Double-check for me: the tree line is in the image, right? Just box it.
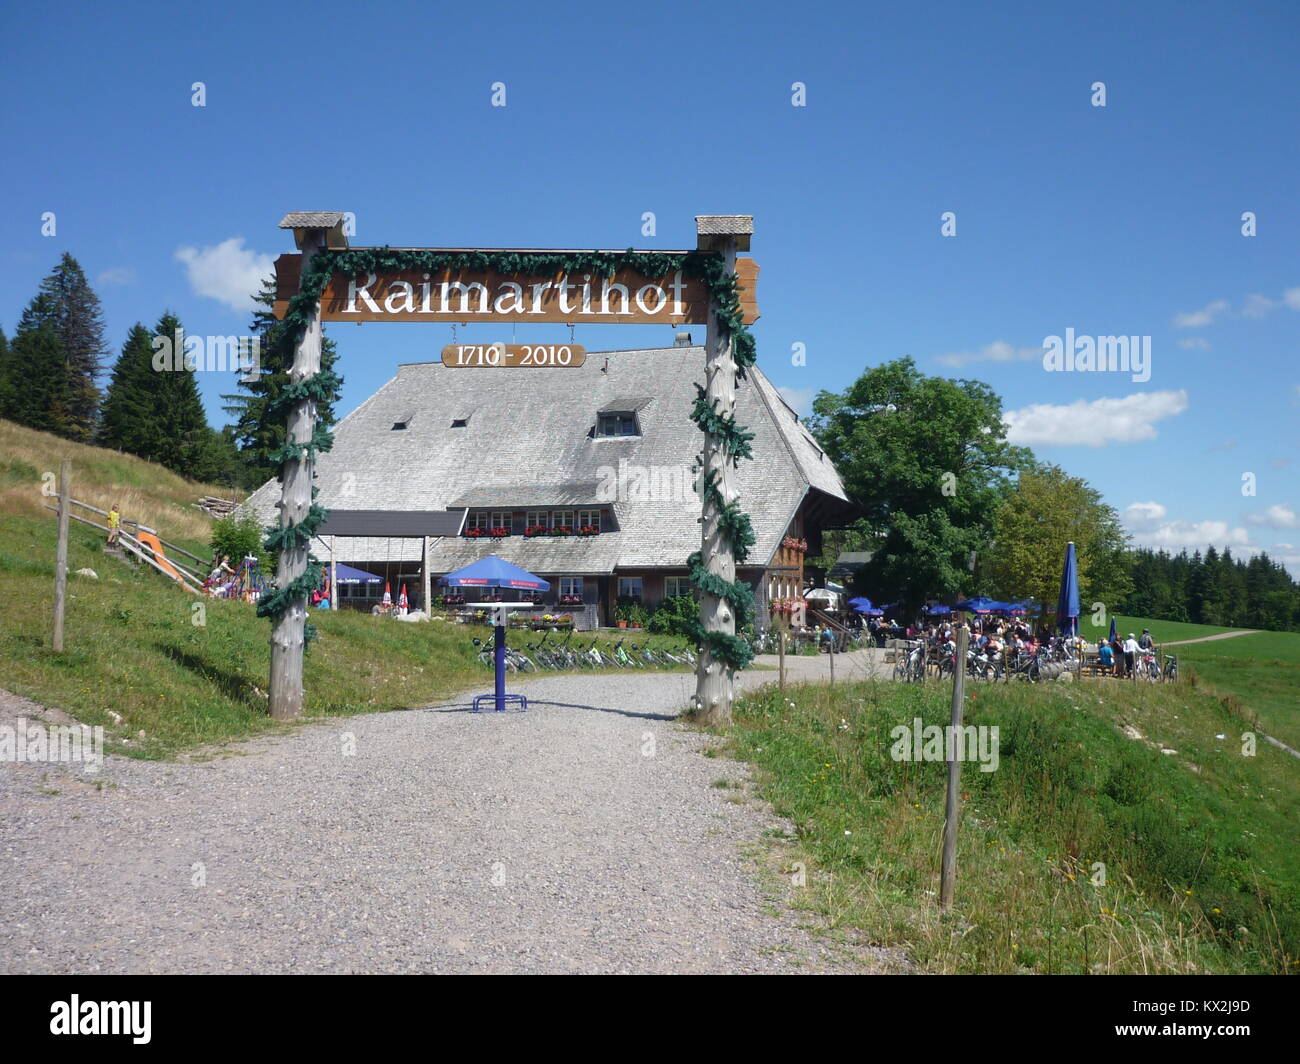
[0,255,339,490]
[809,357,1300,634]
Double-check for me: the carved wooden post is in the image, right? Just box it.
[269,212,345,720]
[693,215,753,726]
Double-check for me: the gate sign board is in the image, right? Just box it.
[273,252,759,325]
[441,343,587,368]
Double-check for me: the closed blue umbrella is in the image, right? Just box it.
[1109,617,1117,643]
[1057,542,1081,636]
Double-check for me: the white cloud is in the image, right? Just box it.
[1242,293,1277,318]
[1123,501,1168,528]
[1003,390,1188,447]
[96,266,136,287]
[1247,504,1300,529]
[1173,299,1228,328]
[935,340,1041,368]
[175,237,274,313]
[1129,520,1252,551]
[776,386,815,417]
[1176,336,1210,350]
[1284,287,1300,311]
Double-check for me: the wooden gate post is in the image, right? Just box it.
[269,215,337,720]
[693,215,753,727]
[52,459,71,652]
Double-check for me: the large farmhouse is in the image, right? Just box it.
[245,343,853,627]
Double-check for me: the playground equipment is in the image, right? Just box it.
[44,497,208,595]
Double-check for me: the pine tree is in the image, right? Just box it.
[27,254,108,440]
[219,276,341,486]
[7,324,72,435]
[0,326,14,419]
[99,323,166,458]
[151,312,217,477]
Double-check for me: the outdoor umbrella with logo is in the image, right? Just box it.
[438,555,550,712]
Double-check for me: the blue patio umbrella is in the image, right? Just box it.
[1057,542,1081,636]
[926,604,952,615]
[847,596,874,613]
[1109,617,1118,644]
[332,562,383,585]
[439,555,551,712]
[954,596,1000,613]
[438,554,550,592]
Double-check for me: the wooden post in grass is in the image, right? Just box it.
[692,215,753,727]
[778,627,786,694]
[940,624,969,910]
[269,213,346,720]
[828,631,835,686]
[52,460,71,652]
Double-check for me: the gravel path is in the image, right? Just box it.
[1160,629,1261,646]
[0,653,904,975]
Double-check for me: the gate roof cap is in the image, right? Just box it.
[695,215,753,251]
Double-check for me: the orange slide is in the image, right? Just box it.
[135,530,188,586]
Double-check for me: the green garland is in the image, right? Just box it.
[260,245,760,671]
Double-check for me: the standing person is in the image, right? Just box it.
[1123,632,1140,680]
[1098,639,1114,675]
[1138,627,1155,651]
[106,502,121,546]
[1110,633,1125,677]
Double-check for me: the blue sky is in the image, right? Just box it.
[2,0,1297,570]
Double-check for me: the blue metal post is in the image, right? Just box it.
[494,623,506,712]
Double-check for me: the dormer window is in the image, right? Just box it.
[451,415,470,428]
[392,411,414,431]
[596,411,639,437]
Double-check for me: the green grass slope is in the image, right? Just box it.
[720,676,1299,974]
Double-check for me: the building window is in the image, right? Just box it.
[466,511,491,531]
[490,511,511,530]
[665,576,692,598]
[392,411,413,430]
[525,510,546,529]
[559,577,583,599]
[577,509,601,531]
[551,510,574,529]
[596,411,639,437]
[618,576,643,601]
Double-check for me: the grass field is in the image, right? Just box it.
[1079,614,1241,644]
[1177,632,1300,752]
[717,675,1300,974]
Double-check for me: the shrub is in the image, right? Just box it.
[648,594,696,637]
[209,510,269,573]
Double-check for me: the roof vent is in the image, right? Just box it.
[674,331,692,346]
[392,411,414,431]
